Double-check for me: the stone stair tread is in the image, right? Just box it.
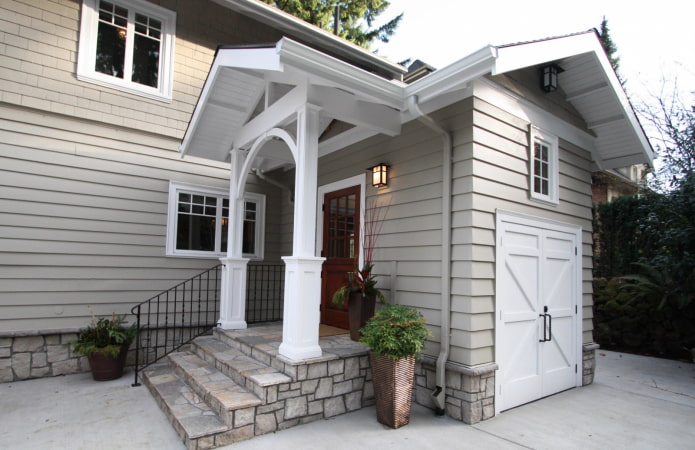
[143,363,228,440]
[194,336,291,385]
[168,352,262,411]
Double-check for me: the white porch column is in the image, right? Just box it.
[279,105,325,361]
[219,148,249,330]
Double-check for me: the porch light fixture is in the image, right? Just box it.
[540,64,564,92]
[367,163,389,188]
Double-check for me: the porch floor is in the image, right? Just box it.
[219,322,365,363]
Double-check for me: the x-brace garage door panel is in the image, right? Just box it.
[496,212,580,413]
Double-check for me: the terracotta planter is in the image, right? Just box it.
[369,351,416,428]
[87,344,129,381]
[348,291,376,341]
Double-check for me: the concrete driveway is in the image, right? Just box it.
[1,350,693,449]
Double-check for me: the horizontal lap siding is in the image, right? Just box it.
[0,106,282,332]
[316,99,475,359]
[452,95,594,366]
[0,0,283,139]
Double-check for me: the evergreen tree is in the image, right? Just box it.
[262,0,402,49]
[598,17,625,85]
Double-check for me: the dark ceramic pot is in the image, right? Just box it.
[348,291,376,341]
[87,344,129,381]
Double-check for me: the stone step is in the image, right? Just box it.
[142,363,255,449]
[168,351,262,427]
[192,336,292,404]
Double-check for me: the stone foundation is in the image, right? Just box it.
[582,342,599,386]
[0,331,89,382]
[414,358,497,424]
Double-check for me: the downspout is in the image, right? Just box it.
[407,95,452,415]
[252,168,294,205]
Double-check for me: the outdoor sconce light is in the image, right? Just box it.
[367,163,389,188]
[541,64,564,92]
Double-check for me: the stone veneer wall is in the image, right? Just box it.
[413,359,497,424]
[0,331,89,382]
[582,343,599,386]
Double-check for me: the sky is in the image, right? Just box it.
[372,0,695,112]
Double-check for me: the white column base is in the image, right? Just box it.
[278,255,325,361]
[218,257,249,330]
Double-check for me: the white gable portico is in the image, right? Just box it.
[179,38,403,361]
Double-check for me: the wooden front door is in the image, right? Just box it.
[320,185,360,328]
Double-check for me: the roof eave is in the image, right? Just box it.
[210,0,406,80]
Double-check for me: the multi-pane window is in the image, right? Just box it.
[167,182,265,259]
[529,126,559,204]
[533,140,550,196]
[78,0,175,101]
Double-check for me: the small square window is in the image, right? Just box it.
[529,126,559,204]
[78,0,176,101]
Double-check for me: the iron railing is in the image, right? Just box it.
[131,264,222,386]
[130,263,286,386]
[246,263,284,323]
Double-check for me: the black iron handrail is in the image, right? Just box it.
[131,264,222,386]
[130,263,287,386]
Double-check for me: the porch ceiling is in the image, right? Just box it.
[179,39,404,170]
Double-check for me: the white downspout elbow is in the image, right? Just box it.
[407,95,452,415]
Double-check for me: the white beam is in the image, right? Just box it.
[308,85,400,136]
[235,83,308,149]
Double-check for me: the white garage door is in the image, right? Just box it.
[495,211,582,413]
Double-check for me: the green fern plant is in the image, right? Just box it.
[73,311,137,357]
[359,304,431,359]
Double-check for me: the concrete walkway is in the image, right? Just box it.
[1,351,693,449]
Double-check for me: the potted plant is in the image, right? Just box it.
[332,262,386,340]
[331,199,389,341]
[73,311,137,381]
[359,304,431,428]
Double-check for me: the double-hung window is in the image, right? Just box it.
[77,0,176,101]
[529,126,559,204]
[166,182,265,259]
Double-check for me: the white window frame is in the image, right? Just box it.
[77,0,176,102]
[529,125,559,205]
[166,181,265,260]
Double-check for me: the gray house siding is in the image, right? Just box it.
[0,104,283,332]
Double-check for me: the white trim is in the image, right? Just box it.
[529,125,559,205]
[494,209,583,415]
[316,174,366,266]
[77,0,176,102]
[166,181,265,259]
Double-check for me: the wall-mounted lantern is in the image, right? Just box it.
[367,163,389,188]
[541,64,564,92]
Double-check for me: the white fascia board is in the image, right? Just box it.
[318,127,380,157]
[405,46,497,106]
[214,46,284,72]
[276,38,404,110]
[492,32,598,75]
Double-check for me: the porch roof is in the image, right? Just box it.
[180,32,653,171]
[179,38,404,170]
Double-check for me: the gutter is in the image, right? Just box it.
[253,168,294,205]
[406,95,452,415]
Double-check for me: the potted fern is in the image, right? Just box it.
[332,199,389,340]
[359,304,431,428]
[73,311,137,381]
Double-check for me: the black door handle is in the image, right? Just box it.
[547,312,552,342]
[539,313,548,342]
